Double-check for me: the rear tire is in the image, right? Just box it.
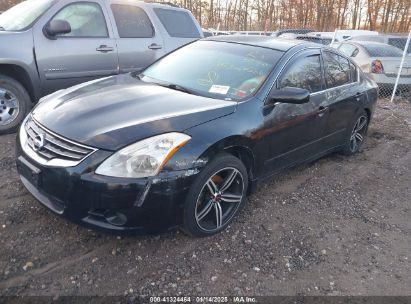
[0,74,31,134]
[341,110,368,156]
[182,153,248,237]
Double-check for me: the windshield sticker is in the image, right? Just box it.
[209,85,230,95]
[235,90,247,98]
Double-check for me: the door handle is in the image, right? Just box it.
[96,45,114,53]
[317,106,329,117]
[148,43,162,50]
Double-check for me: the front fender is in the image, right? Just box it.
[163,103,256,170]
[0,30,41,99]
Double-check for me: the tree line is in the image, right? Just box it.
[1,0,410,33]
[179,0,410,33]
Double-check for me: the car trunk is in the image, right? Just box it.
[370,57,411,77]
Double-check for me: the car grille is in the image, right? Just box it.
[25,116,95,162]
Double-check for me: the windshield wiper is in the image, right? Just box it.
[156,82,198,96]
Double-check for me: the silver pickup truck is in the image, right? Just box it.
[0,0,203,133]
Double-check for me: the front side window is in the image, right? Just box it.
[51,2,108,37]
[153,8,200,38]
[278,55,323,93]
[111,4,154,38]
[142,41,283,100]
[0,0,54,31]
[323,51,351,88]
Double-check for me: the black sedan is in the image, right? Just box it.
[16,36,378,237]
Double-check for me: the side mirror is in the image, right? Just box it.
[45,19,71,38]
[267,87,310,105]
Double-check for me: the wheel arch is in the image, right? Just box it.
[189,135,257,194]
[0,64,37,102]
[223,145,255,180]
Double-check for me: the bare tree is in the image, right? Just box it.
[1,0,410,32]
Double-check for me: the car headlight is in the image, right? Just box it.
[95,132,191,178]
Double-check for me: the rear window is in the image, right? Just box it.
[352,36,381,42]
[388,38,411,54]
[338,44,359,57]
[153,8,200,38]
[363,44,403,57]
[111,4,154,38]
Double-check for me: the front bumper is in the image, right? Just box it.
[15,131,199,234]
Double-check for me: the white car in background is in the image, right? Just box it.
[350,34,411,55]
[310,30,378,42]
[336,41,411,94]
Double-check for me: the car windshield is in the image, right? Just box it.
[0,0,54,31]
[363,44,404,57]
[141,41,283,101]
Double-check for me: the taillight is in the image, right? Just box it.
[371,60,384,74]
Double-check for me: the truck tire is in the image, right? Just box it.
[0,74,31,134]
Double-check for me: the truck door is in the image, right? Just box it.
[109,4,166,73]
[33,0,119,96]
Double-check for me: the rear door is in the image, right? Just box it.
[110,3,165,73]
[33,0,119,95]
[151,7,203,52]
[321,50,362,147]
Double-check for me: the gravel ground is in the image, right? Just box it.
[0,99,410,297]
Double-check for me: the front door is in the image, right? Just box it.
[261,51,329,175]
[33,0,119,96]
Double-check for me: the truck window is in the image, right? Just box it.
[0,0,53,31]
[51,2,108,37]
[111,4,154,38]
[153,8,200,38]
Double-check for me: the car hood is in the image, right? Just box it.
[32,74,236,151]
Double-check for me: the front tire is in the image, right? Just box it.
[0,74,31,134]
[182,153,248,237]
[342,110,368,155]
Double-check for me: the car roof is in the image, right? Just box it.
[203,35,319,52]
[109,0,189,11]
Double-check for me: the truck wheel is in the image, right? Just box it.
[0,74,31,134]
